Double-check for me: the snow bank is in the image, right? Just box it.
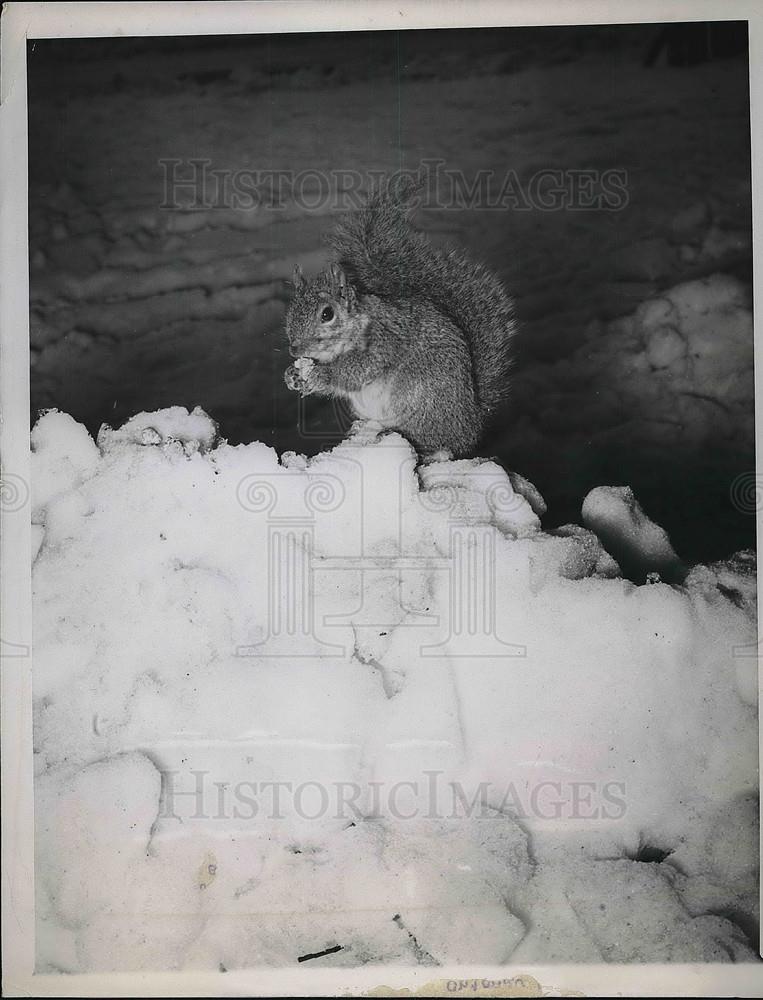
[32,408,758,970]
[515,273,754,462]
[613,274,753,452]
[506,271,754,562]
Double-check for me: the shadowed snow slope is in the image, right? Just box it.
[32,407,758,970]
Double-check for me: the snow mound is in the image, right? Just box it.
[552,272,754,457]
[32,408,758,970]
[582,485,684,582]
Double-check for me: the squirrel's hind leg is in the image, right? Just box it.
[347,417,385,445]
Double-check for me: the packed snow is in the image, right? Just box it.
[32,407,758,970]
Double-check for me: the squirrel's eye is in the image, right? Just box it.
[320,305,335,323]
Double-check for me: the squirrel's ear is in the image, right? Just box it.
[329,262,350,298]
[292,264,306,290]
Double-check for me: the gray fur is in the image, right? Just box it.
[284,177,516,457]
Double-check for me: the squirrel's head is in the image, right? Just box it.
[285,263,368,362]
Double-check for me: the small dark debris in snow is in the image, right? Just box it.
[392,913,437,965]
[286,843,321,855]
[297,944,343,963]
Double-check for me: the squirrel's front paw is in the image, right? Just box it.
[284,364,304,392]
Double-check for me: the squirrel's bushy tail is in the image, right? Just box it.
[325,175,516,416]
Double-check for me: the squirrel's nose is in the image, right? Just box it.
[288,344,301,358]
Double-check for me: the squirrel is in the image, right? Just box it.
[283,176,516,458]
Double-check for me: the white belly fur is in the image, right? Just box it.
[346,378,396,423]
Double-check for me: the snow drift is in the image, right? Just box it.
[31,407,758,970]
